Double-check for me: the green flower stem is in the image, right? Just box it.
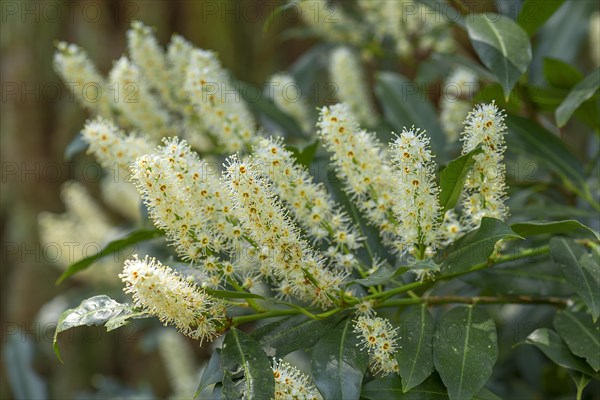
[231,309,299,326]
[376,295,569,309]
[227,277,266,313]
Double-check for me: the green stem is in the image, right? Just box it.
[232,309,299,326]
[228,277,265,312]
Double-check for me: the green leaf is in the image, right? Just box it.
[221,328,275,400]
[511,220,599,240]
[195,349,223,398]
[203,289,265,300]
[466,13,532,99]
[53,295,145,363]
[554,311,600,371]
[251,314,343,358]
[438,147,483,214]
[523,328,597,377]
[517,0,566,36]
[353,265,402,287]
[550,238,600,321]
[397,304,435,392]
[375,71,446,158]
[506,114,586,189]
[287,140,319,168]
[311,317,368,400]
[555,69,600,127]
[361,374,446,400]
[435,218,522,277]
[433,306,498,400]
[56,228,163,285]
[543,58,584,89]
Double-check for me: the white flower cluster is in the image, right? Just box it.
[329,47,377,127]
[440,68,478,142]
[82,118,154,172]
[131,138,243,267]
[272,358,323,400]
[53,42,112,117]
[120,255,226,343]
[390,127,442,256]
[461,102,509,227]
[354,315,399,376]
[267,73,312,134]
[185,49,258,153]
[224,157,346,307]
[252,137,362,261]
[109,56,174,140]
[317,104,398,243]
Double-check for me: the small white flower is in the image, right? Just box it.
[354,314,400,376]
[271,358,323,400]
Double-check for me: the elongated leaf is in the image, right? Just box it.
[506,114,586,189]
[436,218,522,277]
[438,148,483,213]
[554,311,600,371]
[550,238,600,320]
[56,229,163,285]
[287,140,319,168]
[397,305,435,391]
[466,13,532,99]
[375,72,446,158]
[433,306,498,400]
[555,69,600,127]
[53,295,145,363]
[311,317,368,400]
[524,328,597,377]
[64,132,88,161]
[511,220,599,240]
[221,328,275,400]
[203,289,264,300]
[517,0,566,36]
[354,266,398,287]
[195,349,223,398]
[543,58,584,89]
[251,314,343,357]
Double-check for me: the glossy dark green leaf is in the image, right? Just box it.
[221,328,275,400]
[555,69,600,127]
[466,13,532,99]
[433,306,498,400]
[397,305,435,391]
[511,220,599,240]
[251,314,343,358]
[517,0,566,36]
[361,374,446,400]
[550,238,600,321]
[311,317,368,400]
[354,266,399,287]
[375,71,446,158]
[524,328,597,377]
[435,218,522,277]
[195,349,223,398]
[53,295,145,363]
[438,147,483,213]
[543,58,583,89]
[56,228,163,285]
[287,140,319,168]
[506,114,586,189]
[554,311,600,371]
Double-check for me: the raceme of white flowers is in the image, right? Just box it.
[354,314,400,376]
[390,127,442,257]
[266,73,313,134]
[120,255,226,343]
[272,358,323,400]
[461,102,509,227]
[329,47,378,127]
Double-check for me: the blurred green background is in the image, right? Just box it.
[0,1,309,398]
